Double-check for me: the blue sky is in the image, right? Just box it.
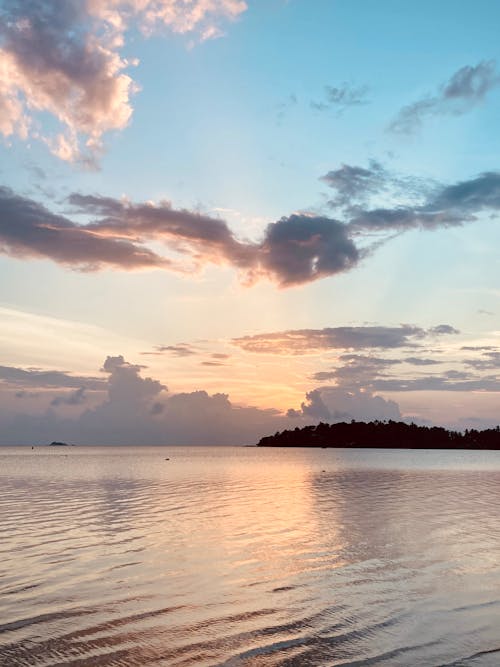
[1,0,500,444]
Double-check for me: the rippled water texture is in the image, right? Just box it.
[1,446,500,666]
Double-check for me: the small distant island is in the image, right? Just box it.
[257,420,500,450]
[48,441,71,447]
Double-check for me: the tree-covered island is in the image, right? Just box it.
[257,420,500,449]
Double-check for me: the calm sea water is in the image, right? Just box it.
[1,446,500,667]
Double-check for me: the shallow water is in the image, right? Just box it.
[1,445,500,666]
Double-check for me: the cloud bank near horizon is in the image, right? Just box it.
[2,338,500,444]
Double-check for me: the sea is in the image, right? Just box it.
[1,445,500,667]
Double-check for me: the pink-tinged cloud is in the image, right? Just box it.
[0,0,247,162]
[3,168,499,285]
[0,187,169,270]
[232,324,459,354]
[0,187,359,285]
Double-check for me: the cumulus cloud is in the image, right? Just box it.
[0,354,288,445]
[232,324,457,355]
[0,0,247,162]
[291,387,401,423]
[389,60,500,134]
[311,83,369,113]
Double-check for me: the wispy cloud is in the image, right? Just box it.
[0,364,104,389]
[154,344,198,357]
[232,324,458,355]
[311,83,369,113]
[389,60,500,134]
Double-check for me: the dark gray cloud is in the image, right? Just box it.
[428,172,500,213]
[389,61,500,134]
[464,350,500,370]
[348,171,500,233]
[428,324,460,336]
[233,324,457,355]
[257,215,358,286]
[311,347,500,395]
[0,364,104,389]
[0,188,359,286]
[0,187,169,270]
[311,83,369,113]
[2,167,500,286]
[404,357,440,366]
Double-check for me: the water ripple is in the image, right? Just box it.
[1,445,499,666]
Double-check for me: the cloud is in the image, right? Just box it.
[154,344,198,357]
[0,363,105,389]
[370,375,500,392]
[2,167,500,286]
[51,387,87,406]
[464,350,500,370]
[310,347,500,396]
[276,93,298,123]
[347,171,500,233]
[0,0,247,162]
[292,386,401,423]
[0,186,170,270]
[404,357,440,366]
[311,83,369,113]
[389,61,500,134]
[0,354,289,445]
[0,188,359,286]
[233,324,457,355]
[321,161,388,208]
[256,214,358,285]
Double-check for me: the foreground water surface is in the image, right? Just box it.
[1,446,500,666]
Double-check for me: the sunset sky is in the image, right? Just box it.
[1,0,500,444]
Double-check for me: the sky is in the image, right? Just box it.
[1,0,500,444]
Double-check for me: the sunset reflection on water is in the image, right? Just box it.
[1,446,500,666]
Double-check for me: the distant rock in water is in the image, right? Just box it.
[257,420,500,450]
[48,441,70,446]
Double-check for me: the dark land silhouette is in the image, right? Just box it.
[257,420,500,449]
